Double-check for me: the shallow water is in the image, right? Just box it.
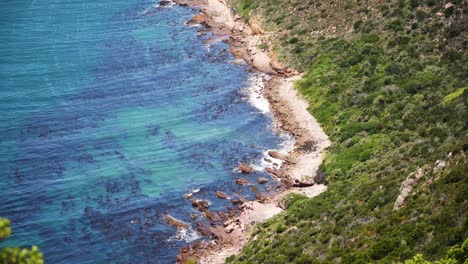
[0,0,283,263]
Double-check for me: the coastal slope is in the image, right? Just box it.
[225,0,467,263]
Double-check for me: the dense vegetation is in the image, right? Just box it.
[227,0,467,263]
[0,218,43,264]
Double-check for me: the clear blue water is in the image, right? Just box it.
[0,0,282,263]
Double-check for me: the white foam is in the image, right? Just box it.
[251,133,295,172]
[183,187,201,199]
[167,227,201,243]
[244,74,271,114]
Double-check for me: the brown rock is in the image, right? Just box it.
[255,192,265,202]
[238,163,253,174]
[195,221,212,236]
[268,150,287,160]
[235,178,248,185]
[217,211,227,220]
[292,180,314,188]
[215,191,228,199]
[265,167,284,177]
[191,199,210,211]
[204,210,222,222]
[226,207,236,217]
[188,13,208,25]
[258,177,268,184]
[163,214,189,229]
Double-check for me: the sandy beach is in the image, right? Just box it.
[173,0,331,263]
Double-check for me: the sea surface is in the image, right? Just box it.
[0,0,284,263]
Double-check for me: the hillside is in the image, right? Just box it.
[226,0,467,263]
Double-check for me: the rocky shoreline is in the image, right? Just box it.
[170,0,331,263]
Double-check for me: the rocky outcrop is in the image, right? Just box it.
[163,214,189,229]
[393,158,450,210]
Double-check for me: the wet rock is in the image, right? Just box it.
[195,221,212,236]
[238,163,253,174]
[204,210,222,222]
[264,158,272,163]
[159,0,172,6]
[215,191,228,199]
[265,167,284,177]
[226,207,236,217]
[258,177,268,184]
[255,192,265,202]
[217,211,227,220]
[231,198,243,205]
[235,178,248,185]
[163,214,189,229]
[188,13,209,25]
[268,150,287,160]
[191,199,210,211]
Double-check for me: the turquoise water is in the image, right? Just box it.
[0,0,282,263]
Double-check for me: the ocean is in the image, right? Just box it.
[0,0,285,263]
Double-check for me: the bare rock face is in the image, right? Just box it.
[163,214,189,229]
[238,163,254,174]
[268,150,287,160]
[215,191,228,199]
[235,178,248,185]
[258,177,268,184]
